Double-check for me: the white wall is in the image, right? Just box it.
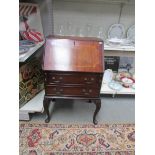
[38,0,54,36]
[53,1,135,39]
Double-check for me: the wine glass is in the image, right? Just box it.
[57,24,65,36]
[84,24,93,37]
[75,27,83,37]
[97,26,106,41]
[66,22,74,36]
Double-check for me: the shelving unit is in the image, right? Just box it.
[53,0,135,58]
[104,44,134,52]
[100,65,135,95]
[101,83,134,95]
[19,90,45,120]
[19,0,135,120]
[19,41,44,62]
[104,44,134,57]
[103,44,135,95]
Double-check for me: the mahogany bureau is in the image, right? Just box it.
[42,35,104,124]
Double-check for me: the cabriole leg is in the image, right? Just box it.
[93,99,101,125]
[43,97,50,123]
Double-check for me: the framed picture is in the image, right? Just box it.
[104,56,120,72]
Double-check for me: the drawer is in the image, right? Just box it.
[44,72,103,86]
[45,85,100,97]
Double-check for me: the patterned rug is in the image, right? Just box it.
[19,123,135,155]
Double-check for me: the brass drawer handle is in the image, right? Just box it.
[60,88,63,92]
[52,77,56,80]
[52,80,61,83]
[59,77,63,80]
[84,77,88,81]
[53,88,57,91]
[84,92,89,95]
[91,78,94,81]
[89,89,92,93]
[85,81,92,84]
[56,91,61,95]
[82,89,86,92]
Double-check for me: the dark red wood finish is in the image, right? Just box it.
[42,35,104,124]
[44,72,102,85]
[43,35,104,73]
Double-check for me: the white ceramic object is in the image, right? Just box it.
[19,40,35,47]
[106,38,123,46]
[106,38,133,46]
[19,46,29,54]
[121,38,133,46]
[103,69,113,84]
[107,38,123,43]
[115,72,132,81]
[108,24,125,39]
[127,25,135,43]
[121,77,135,88]
[108,80,123,91]
[132,83,135,89]
[121,77,133,84]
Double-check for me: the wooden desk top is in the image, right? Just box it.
[43,35,104,73]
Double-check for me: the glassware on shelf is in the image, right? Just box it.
[103,69,113,84]
[84,24,93,37]
[57,24,65,36]
[75,27,84,37]
[66,22,74,36]
[108,80,123,91]
[96,26,106,41]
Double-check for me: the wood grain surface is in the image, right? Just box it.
[43,35,104,73]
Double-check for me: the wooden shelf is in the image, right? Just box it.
[20,90,44,113]
[104,44,135,57]
[19,90,45,120]
[100,82,135,95]
[104,44,135,51]
[19,41,44,62]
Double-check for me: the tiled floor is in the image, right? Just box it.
[30,96,135,124]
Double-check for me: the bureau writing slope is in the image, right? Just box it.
[42,35,104,124]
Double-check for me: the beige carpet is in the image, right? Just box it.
[19,122,135,155]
